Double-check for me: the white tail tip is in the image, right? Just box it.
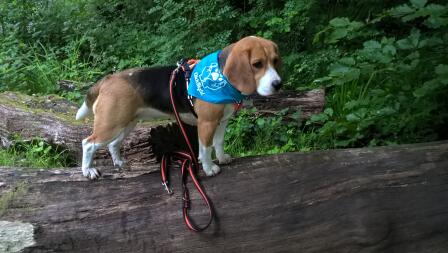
[76,102,92,120]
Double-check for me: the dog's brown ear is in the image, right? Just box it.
[223,48,256,95]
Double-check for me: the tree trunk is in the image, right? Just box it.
[0,90,324,166]
[0,141,447,253]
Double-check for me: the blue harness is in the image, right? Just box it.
[187,51,245,104]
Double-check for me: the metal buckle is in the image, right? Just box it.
[187,95,194,107]
[177,58,187,67]
[162,181,173,195]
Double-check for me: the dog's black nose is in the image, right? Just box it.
[272,80,282,91]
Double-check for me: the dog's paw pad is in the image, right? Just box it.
[218,154,232,164]
[82,167,101,180]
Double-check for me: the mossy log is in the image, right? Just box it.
[0,141,447,252]
[0,90,324,166]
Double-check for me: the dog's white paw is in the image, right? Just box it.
[82,167,101,180]
[112,159,125,168]
[203,163,221,177]
[218,153,232,164]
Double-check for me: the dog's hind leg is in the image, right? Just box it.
[82,118,136,179]
[108,120,137,167]
[81,77,142,180]
[82,138,105,179]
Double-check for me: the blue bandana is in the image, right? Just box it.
[187,50,245,104]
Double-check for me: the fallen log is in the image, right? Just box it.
[0,90,324,166]
[0,141,447,252]
[246,89,325,119]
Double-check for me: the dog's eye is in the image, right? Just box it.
[252,61,263,69]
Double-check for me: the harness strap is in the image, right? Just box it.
[178,59,199,118]
[160,67,214,232]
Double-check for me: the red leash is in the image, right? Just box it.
[160,66,213,232]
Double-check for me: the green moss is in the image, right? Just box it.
[0,91,84,126]
[0,91,178,127]
[0,181,29,217]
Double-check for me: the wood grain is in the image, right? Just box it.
[0,141,447,252]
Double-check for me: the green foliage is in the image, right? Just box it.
[314,17,365,44]
[306,0,448,147]
[0,0,447,161]
[225,108,307,156]
[228,0,447,153]
[0,138,75,168]
[0,34,101,97]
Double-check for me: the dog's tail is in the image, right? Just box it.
[75,77,106,120]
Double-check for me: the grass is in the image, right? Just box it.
[224,108,316,156]
[0,36,102,99]
[0,138,75,168]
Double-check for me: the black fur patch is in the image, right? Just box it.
[123,66,192,114]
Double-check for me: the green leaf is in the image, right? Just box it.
[435,64,448,84]
[329,63,361,84]
[402,8,429,22]
[396,29,420,49]
[327,29,348,44]
[339,57,355,66]
[344,100,360,110]
[425,16,448,29]
[329,17,350,27]
[290,111,301,121]
[310,113,329,123]
[363,40,381,50]
[435,64,448,75]
[256,118,266,127]
[346,113,360,122]
[376,107,396,116]
[413,87,427,97]
[410,0,427,9]
[324,108,334,117]
[382,44,396,56]
[389,4,414,17]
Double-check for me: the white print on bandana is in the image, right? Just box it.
[193,63,227,96]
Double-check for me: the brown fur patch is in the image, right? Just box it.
[195,99,225,146]
[86,75,144,143]
[86,77,108,108]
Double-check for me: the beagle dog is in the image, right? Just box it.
[76,36,282,179]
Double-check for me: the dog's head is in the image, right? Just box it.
[223,36,282,96]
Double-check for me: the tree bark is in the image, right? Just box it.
[0,141,447,253]
[0,90,324,166]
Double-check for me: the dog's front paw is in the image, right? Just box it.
[203,163,221,177]
[112,159,125,168]
[218,153,232,164]
[82,167,101,180]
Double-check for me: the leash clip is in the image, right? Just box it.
[177,58,192,79]
[162,181,173,195]
[177,58,187,67]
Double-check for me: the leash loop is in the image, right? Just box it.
[159,64,214,232]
